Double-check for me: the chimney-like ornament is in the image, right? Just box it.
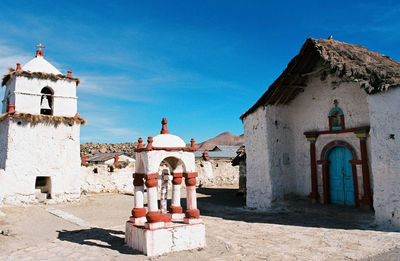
[67,69,72,77]
[16,63,22,71]
[146,136,153,150]
[137,137,144,150]
[160,118,170,134]
[8,104,15,113]
[114,154,120,165]
[35,43,45,57]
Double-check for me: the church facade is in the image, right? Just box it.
[241,38,400,229]
[0,46,85,204]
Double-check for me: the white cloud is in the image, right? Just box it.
[0,45,31,75]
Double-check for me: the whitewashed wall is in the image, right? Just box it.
[367,87,400,229]
[243,105,288,209]
[6,76,77,116]
[81,164,134,193]
[137,150,196,173]
[0,120,81,204]
[243,73,371,209]
[195,159,239,187]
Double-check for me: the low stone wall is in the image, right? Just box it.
[80,164,134,193]
[79,158,239,194]
[80,142,137,158]
[196,159,239,187]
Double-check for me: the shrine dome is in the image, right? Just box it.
[153,134,186,148]
[152,118,186,147]
[22,45,61,74]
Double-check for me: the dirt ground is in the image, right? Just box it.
[0,187,399,261]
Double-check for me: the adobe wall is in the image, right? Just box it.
[11,76,77,117]
[195,159,239,187]
[81,164,135,193]
[367,87,400,229]
[243,74,371,209]
[0,120,81,204]
[243,105,289,209]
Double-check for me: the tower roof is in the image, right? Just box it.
[22,44,61,74]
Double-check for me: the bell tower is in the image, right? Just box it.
[0,44,85,204]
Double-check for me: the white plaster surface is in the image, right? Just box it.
[195,159,239,187]
[152,134,186,147]
[0,120,81,204]
[80,164,134,193]
[125,222,206,256]
[137,150,195,174]
[9,77,78,117]
[243,74,370,209]
[243,72,400,229]
[22,56,62,74]
[367,87,400,229]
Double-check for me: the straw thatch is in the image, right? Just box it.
[0,112,86,126]
[241,38,400,119]
[2,68,80,86]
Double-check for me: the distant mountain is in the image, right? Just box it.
[197,132,244,151]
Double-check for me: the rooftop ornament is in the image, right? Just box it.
[35,43,45,57]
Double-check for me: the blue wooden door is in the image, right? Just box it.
[328,146,355,206]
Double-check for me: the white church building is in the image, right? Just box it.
[0,45,85,204]
[241,38,400,229]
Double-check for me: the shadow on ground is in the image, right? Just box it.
[195,187,386,232]
[57,228,141,255]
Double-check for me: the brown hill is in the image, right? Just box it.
[197,132,244,151]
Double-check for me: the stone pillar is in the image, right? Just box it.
[169,173,184,221]
[130,173,146,225]
[145,173,170,228]
[306,134,319,201]
[184,172,201,224]
[355,131,372,208]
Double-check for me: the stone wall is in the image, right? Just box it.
[196,159,239,187]
[80,142,137,157]
[80,164,134,193]
[79,157,239,195]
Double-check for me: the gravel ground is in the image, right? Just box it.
[0,187,399,260]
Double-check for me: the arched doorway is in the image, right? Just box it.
[326,146,354,206]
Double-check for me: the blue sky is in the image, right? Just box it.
[0,0,399,143]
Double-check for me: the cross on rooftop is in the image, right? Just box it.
[36,43,45,49]
[35,43,45,57]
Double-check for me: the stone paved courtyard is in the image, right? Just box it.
[0,188,399,260]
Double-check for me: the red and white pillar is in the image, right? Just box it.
[169,173,184,221]
[145,173,170,228]
[184,172,201,224]
[130,173,146,224]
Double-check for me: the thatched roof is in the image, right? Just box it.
[241,38,400,119]
[0,112,86,126]
[1,68,80,86]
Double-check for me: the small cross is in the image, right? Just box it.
[35,43,45,49]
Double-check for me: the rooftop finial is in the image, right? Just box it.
[35,43,45,57]
[160,118,170,134]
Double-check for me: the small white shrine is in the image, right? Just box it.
[0,44,85,204]
[125,118,206,256]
